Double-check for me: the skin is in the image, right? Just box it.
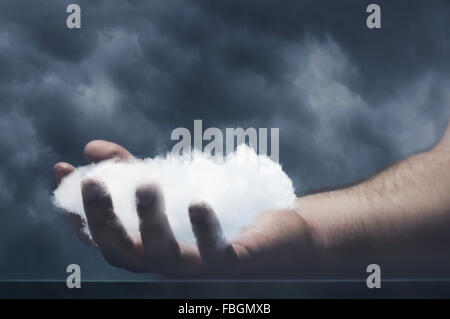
[54,121,450,278]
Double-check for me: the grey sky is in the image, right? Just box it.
[0,0,449,286]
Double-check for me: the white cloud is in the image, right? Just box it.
[52,144,296,244]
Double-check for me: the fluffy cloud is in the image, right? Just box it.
[53,145,296,244]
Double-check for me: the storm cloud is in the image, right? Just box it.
[0,0,449,287]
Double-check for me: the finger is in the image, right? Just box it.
[66,213,96,247]
[136,183,181,264]
[54,162,95,246]
[84,140,134,163]
[188,202,237,265]
[53,162,75,186]
[82,178,146,271]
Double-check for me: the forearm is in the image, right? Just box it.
[296,145,450,276]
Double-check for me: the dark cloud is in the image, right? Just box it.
[0,0,449,294]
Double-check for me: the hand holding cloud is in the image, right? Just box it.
[52,143,298,273]
[53,144,295,244]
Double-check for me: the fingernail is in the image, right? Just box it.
[189,206,208,224]
[81,179,108,203]
[135,183,162,209]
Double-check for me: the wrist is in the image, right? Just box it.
[294,196,331,251]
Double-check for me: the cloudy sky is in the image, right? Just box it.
[0,0,449,294]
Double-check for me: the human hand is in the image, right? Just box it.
[54,141,312,277]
